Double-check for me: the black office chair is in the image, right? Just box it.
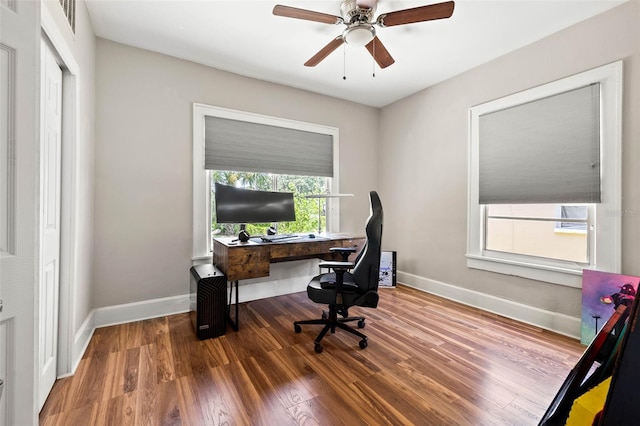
[294,191,383,353]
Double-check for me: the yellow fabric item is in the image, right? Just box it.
[566,377,612,426]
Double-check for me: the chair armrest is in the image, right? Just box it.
[329,247,357,261]
[329,247,357,254]
[319,261,355,295]
[318,261,354,271]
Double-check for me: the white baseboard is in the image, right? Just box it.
[235,276,311,303]
[397,270,581,340]
[67,273,312,375]
[223,259,316,303]
[69,312,95,375]
[93,294,191,329]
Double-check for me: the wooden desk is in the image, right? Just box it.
[212,234,365,330]
[213,234,365,281]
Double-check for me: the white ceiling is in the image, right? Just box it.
[85,0,625,108]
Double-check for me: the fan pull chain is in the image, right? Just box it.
[372,38,376,78]
[343,44,347,80]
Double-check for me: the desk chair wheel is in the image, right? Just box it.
[359,338,368,349]
[357,319,365,329]
[294,324,302,333]
[314,342,324,353]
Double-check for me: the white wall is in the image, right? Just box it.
[379,2,639,324]
[93,40,380,308]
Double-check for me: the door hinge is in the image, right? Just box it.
[0,299,3,313]
[0,378,4,399]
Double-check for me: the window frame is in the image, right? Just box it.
[467,61,623,288]
[193,104,340,260]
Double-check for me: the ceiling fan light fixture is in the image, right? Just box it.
[343,24,375,46]
[274,0,455,68]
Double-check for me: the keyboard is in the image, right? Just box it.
[261,234,298,242]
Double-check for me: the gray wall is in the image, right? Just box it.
[93,40,380,308]
[92,2,639,328]
[378,1,639,319]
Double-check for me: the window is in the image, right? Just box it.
[193,104,340,259]
[485,204,590,264]
[468,62,622,287]
[210,170,329,241]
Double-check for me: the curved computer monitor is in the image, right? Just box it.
[214,183,296,224]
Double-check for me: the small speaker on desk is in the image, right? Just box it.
[189,264,227,339]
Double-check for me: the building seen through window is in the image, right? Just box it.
[485,204,590,264]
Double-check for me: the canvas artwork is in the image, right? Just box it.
[581,269,639,345]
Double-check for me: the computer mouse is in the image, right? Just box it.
[308,234,316,239]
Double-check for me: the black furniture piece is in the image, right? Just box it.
[600,291,640,425]
[189,264,227,339]
[538,304,626,425]
[538,287,640,426]
[294,191,383,353]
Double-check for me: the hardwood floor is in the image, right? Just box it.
[40,285,584,425]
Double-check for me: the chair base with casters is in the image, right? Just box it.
[294,263,380,353]
[294,303,368,353]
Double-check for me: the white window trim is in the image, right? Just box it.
[467,61,623,288]
[192,103,340,260]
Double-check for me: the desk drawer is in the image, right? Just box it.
[270,240,335,262]
[215,244,270,281]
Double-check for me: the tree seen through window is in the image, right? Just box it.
[211,171,329,238]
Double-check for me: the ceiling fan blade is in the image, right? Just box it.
[305,37,345,67]
[378,1,455,27]
[365,36,395,69]
[273,5,342,25]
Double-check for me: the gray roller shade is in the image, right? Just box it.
[479,83,601,204]
[204,116,333,177]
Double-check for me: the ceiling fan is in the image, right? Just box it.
[273,0,455,69]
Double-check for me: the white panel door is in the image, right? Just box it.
[38,39,62,410]
[0,0,40,424]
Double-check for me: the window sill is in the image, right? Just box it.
[466,253,583,288]
[192,254,213,264]
[553,229,588,236]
